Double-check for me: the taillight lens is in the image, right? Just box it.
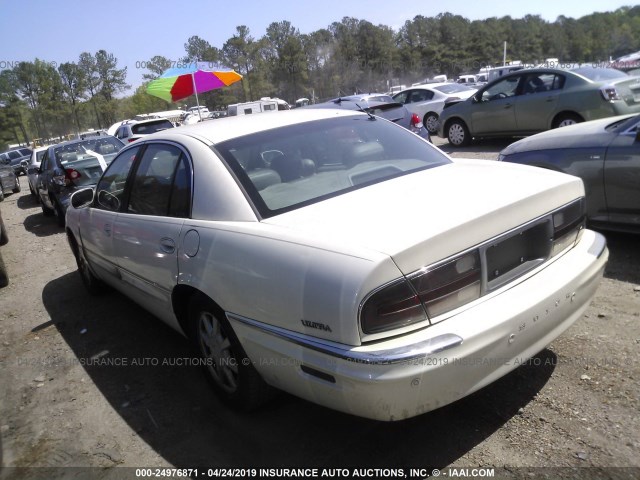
[551,198,585,256]
[55,168,81,186]
[360,280,427,334]
[410,113,423,129]
[410,251,481,319]
[600,85,621,101]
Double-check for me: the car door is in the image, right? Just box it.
[602,125,640,228]
[470,75,521,135]
[514,73,564,132]
[111,142,191,326]
[80,146,141,284]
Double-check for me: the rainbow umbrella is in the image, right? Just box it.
[146,62,242,118]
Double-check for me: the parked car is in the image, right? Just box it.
[114,118,175,143]
[306,94,431,141]
[393,83,478,134]
[0,147,33,176]
[0,163,21,201]
[499,113,640,233]
[25,146,48,199]
[65,109,607,421]
[0,209,8,288]
[37,135,124,226]
[438,67,640,147]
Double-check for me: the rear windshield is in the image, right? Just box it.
[214,116,449,218]
[132,120,173,135]
[54,137,124,166]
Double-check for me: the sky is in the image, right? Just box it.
[0,0,634,94]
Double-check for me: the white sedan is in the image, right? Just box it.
[393,83,477,134]
[65,109,608,421]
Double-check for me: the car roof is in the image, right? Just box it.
[144,109,367,145]
[132,118,174,125]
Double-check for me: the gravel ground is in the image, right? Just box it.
[0,139,639,480]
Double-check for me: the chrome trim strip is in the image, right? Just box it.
[227,313,463,365]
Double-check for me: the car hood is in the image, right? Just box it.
[262,159,583,275]
[500,116,633,155]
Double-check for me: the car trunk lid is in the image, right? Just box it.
[263,159,584,275]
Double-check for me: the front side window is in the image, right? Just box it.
[481,76,521,102]
[127,144,189,217]
[95,147,141,212]
[215,116,449,218]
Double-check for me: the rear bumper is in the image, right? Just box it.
[230,229,608,421]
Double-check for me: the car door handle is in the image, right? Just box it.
[104,223,111,236]
[159,237,176,254]
[545,97,556,102]
[503,103,512,109]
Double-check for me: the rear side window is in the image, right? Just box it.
[131,120,173,135]
[127,144,191,217]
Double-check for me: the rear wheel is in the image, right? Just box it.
[0,189,4,202]
[424,112,439,134]
[12,179,20,194]
[188,294,275,410]
[553,113,583,128]
[41,198,54,216]
[447,119,471,147]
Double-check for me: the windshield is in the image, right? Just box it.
[215,116,449,217]
[434,84,475,94]
[54,137,124,166]
[572,67,628,82]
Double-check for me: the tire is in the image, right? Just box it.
[447,119,471,147]
[12,182,20,194]
[69,234,106,295]
[188,294,275,410]
[0,216,8,245]
[53,198,66,227]
[553,113,583,129]
[0,253,8,288]
[0,189,4,202]
[41,199,54,216]
[424,112,439,135]
[28,182,35,196]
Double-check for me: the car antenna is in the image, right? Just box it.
[355,103,376,120]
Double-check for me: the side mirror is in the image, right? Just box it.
[70,188,94,209]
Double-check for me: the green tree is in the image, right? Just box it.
[58,62,86,132]
[142,55,173,81]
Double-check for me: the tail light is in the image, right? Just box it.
[551,198,585,256]
[600,85,621,101]
[409,251,481,319]
[410,113,423,132]
[128,138,137,142]
[54,168,81,186]
[360,280,427,334]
